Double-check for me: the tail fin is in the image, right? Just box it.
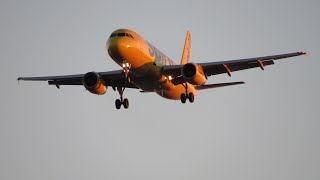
[180,31,192,64]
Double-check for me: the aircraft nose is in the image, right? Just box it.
[107,37,132,60]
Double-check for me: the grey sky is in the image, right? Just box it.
[1,0,319,180]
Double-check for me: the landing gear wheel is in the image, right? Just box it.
[188,93,194,103]
[115,99,121,109]
[123,98,129,109]
[181,93,187,104]
[116,84,130,109]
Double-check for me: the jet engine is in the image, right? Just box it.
[82,72,107,95]
[181,63,206,85]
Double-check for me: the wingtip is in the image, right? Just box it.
[17,77,21,85]
[236,81,246,85]
[298,51,309,56]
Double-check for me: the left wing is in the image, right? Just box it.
[18,70,138,89]
[162,51,307,85]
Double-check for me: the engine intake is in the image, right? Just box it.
[182,63,206,85]
[83,72,107,95]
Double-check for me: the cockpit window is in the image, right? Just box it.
[109,32,134,39]
[117,33,126,37]
[126,33,134,39]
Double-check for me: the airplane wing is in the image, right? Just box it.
[18,70,138,89]
[162,52,307,85]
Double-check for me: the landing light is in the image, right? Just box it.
[122,62,130,68]
[168,75,173,81]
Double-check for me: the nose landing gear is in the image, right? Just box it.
[115,86,129,109]
[115,62,131,109]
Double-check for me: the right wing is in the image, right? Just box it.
[199,52,306,77]
[162,51,307,85]
[18,70,138,89]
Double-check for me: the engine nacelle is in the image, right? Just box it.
[82,72,107,95]
[182,63,206,85]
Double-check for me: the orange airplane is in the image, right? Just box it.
[18,29,307,109]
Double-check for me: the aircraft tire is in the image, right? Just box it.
[123,98,129,109]
[181,93,187,104]
[115,99,121,109]
[188,93,194,103]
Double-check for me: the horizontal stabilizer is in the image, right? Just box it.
[196,81,245,90]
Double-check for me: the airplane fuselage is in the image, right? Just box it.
[106,29,197,100]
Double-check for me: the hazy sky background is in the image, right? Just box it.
[1,0,319,180]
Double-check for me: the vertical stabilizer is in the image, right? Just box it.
[180,31,192,64]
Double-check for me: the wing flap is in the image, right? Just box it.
[48,80,82,86]
[196,81,245,90]
[205,60,274,76]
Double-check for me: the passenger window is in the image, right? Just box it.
[110,34,116,38]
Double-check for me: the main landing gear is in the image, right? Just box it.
[115,62,131,109]
[180,82,195,104]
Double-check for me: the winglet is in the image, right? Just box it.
[180,31,192,64]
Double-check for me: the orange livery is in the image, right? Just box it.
[18,29,307,109]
